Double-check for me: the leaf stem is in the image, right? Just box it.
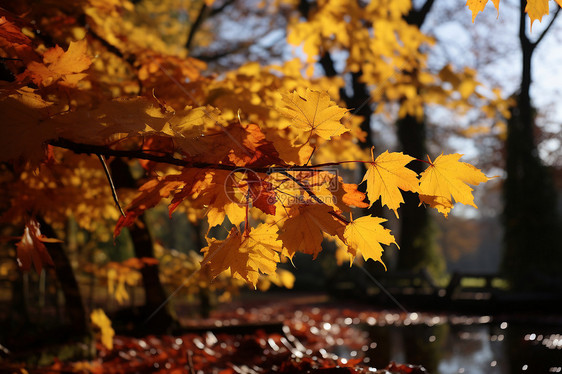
[413,158,433,165]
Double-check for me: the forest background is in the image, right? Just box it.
[0,0,561,354]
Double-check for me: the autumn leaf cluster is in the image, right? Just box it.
[0,0,514,290]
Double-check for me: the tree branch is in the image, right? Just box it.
[49,138,378,173]
[209,0,236,16]
[185,0,238,53]
[49,138,254,171]
[192,41,253,62]
[48,138,364,224]
[405,0,436,27]
[519,0,532,50]
[97,154,126,217]
[532,4,561,49]
[186,3,209,51]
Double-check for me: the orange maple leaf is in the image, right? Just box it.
[340,183,369,209]
[362,150,420,218]
[225,123,285,168]
[116,168,218,236]
[115,176,188,237]
[343,215,398,270]
[0,16,37,65]
[201,224,282,288]
[246,173,277,215]
[418,153,491,217]
[279,88,349,140]
[190,170,247,228]
[179,122,285,168]
[278,203,346,258]
[0,89,56,164]
[24,39,91,87]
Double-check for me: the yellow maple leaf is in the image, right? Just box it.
[201,224,281,288]
[525,0,550,29]
[90,309,114,350]
[466,0,500,22]
[265,268,295,289]
[257,268,296,291]
[418,194,454,218]
[468,0,555,27]
[335,242,354,267]
[343,216,398,270]
[279,88,349,140]
[362,150,420,218]
[419,154,491,216]
[278,203,346,259]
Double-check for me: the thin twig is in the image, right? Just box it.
[278,170,350,224]
[97,154,126,217]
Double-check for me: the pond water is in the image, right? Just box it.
[360,318,562,374]
[177,299,562,373]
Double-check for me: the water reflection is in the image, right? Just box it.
[366,323,449,373]
[504,325,562,374]
[181,303,562,373]
[362,320,562,374]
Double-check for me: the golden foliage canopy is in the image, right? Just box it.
[0,0,505,288]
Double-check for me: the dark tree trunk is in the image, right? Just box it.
[110,159,174,333]
[396,115,443,278]
[395,0,442,278]
[319,53,383,214]
[128,216,174,332]
[37,217,88,335]
[315,0,442,276]
[501,2,561,290]
[319,53,374,149]
[8,270,30,331]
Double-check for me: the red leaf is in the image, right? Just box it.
[16,219,57,273]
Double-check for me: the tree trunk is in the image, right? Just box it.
[319,54,374,149]
[501,3,561,290]
[392,0,442,278]
[37,217,88,335]
[110,159,174,332]
[396,115,444,279]
[128,216,174,332]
